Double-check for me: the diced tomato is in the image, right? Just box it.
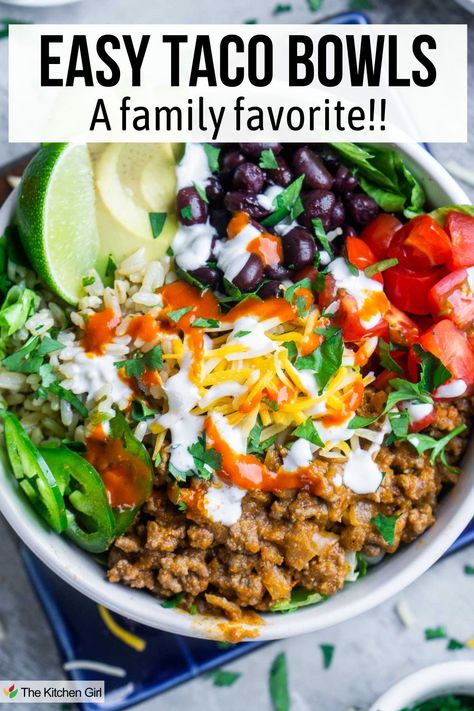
[345,236,383,284]
[408,407,436,433]
[384,305,420,346]
[412,319,474,392]
[446,211,474,269]
[388,216,452,271]
[374,369,399,390]
[361,214,403,259]
[429,268,474,331]
[384,265,447,315]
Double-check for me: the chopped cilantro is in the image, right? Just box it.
[115,344,163,378]
[2,335,64,375]
[247,416,277,457]
[447,638,465,650]
[131,399,156,422]
[313,271,327,294]
[406,424,466,474]
[371,513,400,546]
[191,317,220,328]
[105,254,117,277]
[350,376,433,429]
[291,418,324,447]
[261,175,304,228]
[320,644,335,669]
[271,588,326,613]
[161,592,185,608]
[167,306,193,323]
[312,218,334,260]
[202,143,221,173]
[48,383,88,418]
[349,0,374,9]
[284,277,312,312]
[244,18,258,24]
[344,256,359,276]
[188,434,222,479]
[193,182,209,204]
[259,149,279,170]
[273,3,292,13]
[306,0,322,8]
[149,212,167,238]
[365,257,398,278]
[180,205,193,221]
[464,565,474,575]
[413,344,451,393]
[177,499,187,513]
[387,410,410,441]
[61,438,87,453]
[168,461,193,481]
[144,344,164,371]
[82,275,95,287]
[262,397,279,412]
[217,641,233,649]
[206,669,241,687]
[356,552,368,578]
[295,328,343,393]
[424,626,447,640]
[269,652,289,711]
[378,338,404,375]
[154,452,162,467]
[282,340,298,361]
[234,330,251,338]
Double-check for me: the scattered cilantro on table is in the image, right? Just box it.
[269,652,289,711]
[205,669,241,687]
[320,644,335,669]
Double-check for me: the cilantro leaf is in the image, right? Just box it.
[413,344,451,393]
[269,653,289,711]
[180,205,193,221]
[193,182,209,204]
[149,212,167,238]
[259,149,279,170]
[202,144,221,173]
[191,318,220,328]
[2,335,64,374]
[295,329,343,393]
[114,355,146,379]
[0,285,39,357]
[105,254,117,277]
[312,218,334,260]
[168,461,193,481]
[131,399,156,422]
[161,592,185,608]
[407,424,466,474]
[188,434,222,480]
[464,565,474,575]
[371,513,400,546]
[378,338,404,376]
[284,277,312,310]
[234,330,251,338]
[356,552,368,578]
[291,418,324,447]
[261,175,304,228]
[144,344,163,371]
[48,383,88,418]
[273,3,292,14]
[282,341,298,361]
[262,397,279,412]
[447,638,465,650]
[387,410,410,441]
[424,626,447,640]
[320,644,335,670]
[306,0,322,9]
[247,416,276,457]
[167,306,193,323]
[82,275,95,287]
[271,587,326,613]
[350,377,433,429]
[364,258,398,278]
[206,670,241,687]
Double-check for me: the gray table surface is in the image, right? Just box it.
[0,0,473,709]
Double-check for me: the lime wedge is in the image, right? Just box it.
[17,143,100,305]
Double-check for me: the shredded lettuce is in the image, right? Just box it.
[430,204,474,226]
[330,143,426,218]
[0,285,39,357]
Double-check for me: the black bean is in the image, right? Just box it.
[292,146,334,190]
[188,266,220,288]
[311,144,341,174]
[220,149,246,173]
[266,156,293,187]
[205,177,225,205]
[239,143,283,159]
[345,193,379,227]
[258,280,283,299]
[299,190,336,231]
[342,224,357,239]
[210,208,231,238]
[333,165,358,194]
[177,187,208,226]
[233,254,264,292]
[224,192,271,220]
[265,263,292,280]
[282,227,316,270]
[233,162,265,193]
[329,200,346,230]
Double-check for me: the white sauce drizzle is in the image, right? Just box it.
[203,480,246,526]
[226,316,279,360]
[282,438,316,472]
[59,348,132,408]
[401,400,434,423]
[434,379,467,399]
[327,257,384,329]
[215,222,261,282]
[176,143,212,190]
[342,448,383,494]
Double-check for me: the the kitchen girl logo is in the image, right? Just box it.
[2,684,17,700]
[0,681,104,703]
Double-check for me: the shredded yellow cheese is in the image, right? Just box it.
[98,605,147,652]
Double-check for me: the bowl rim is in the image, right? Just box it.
[0,141,472,641]
[368,661,474,711]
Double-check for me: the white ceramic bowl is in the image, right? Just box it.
[369,661,474,710]
[0,143,472,641]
